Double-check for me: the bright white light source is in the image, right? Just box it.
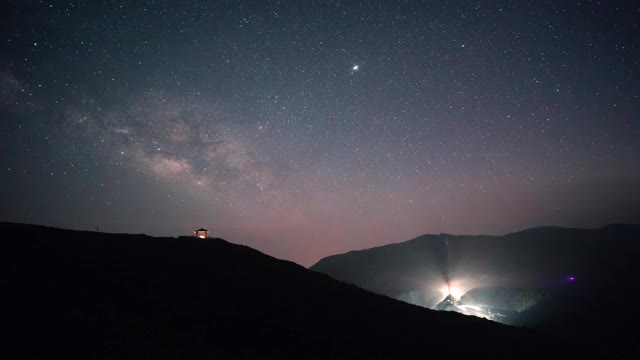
[352,64,359,71]
[438,282,465,300]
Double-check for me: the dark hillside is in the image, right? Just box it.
[1,223,572,359]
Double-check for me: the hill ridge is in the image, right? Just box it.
[1,222,571,359]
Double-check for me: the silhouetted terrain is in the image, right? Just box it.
[310,224,640,358]
[0,223,577,359]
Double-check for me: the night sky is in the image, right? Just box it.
[1,1,638,266]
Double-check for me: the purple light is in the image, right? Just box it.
[569,276,576,281]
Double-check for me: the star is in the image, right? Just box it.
[351,64,359,72]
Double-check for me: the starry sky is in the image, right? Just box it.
[1,0,639,266]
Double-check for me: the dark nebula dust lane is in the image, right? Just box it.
[1,1,639,265]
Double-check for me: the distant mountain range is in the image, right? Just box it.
[1,222,574,359]
[310,224,640,358]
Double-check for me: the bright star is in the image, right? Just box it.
[352,64,359,71]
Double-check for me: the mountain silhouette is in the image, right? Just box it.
[310,224,640,358]
[0,222,578,359]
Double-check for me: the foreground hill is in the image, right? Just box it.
[310,224,640,358]
[0,223,572,359]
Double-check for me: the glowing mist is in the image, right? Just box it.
[444,236,452,295]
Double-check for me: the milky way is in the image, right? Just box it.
[1,1,639,265]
